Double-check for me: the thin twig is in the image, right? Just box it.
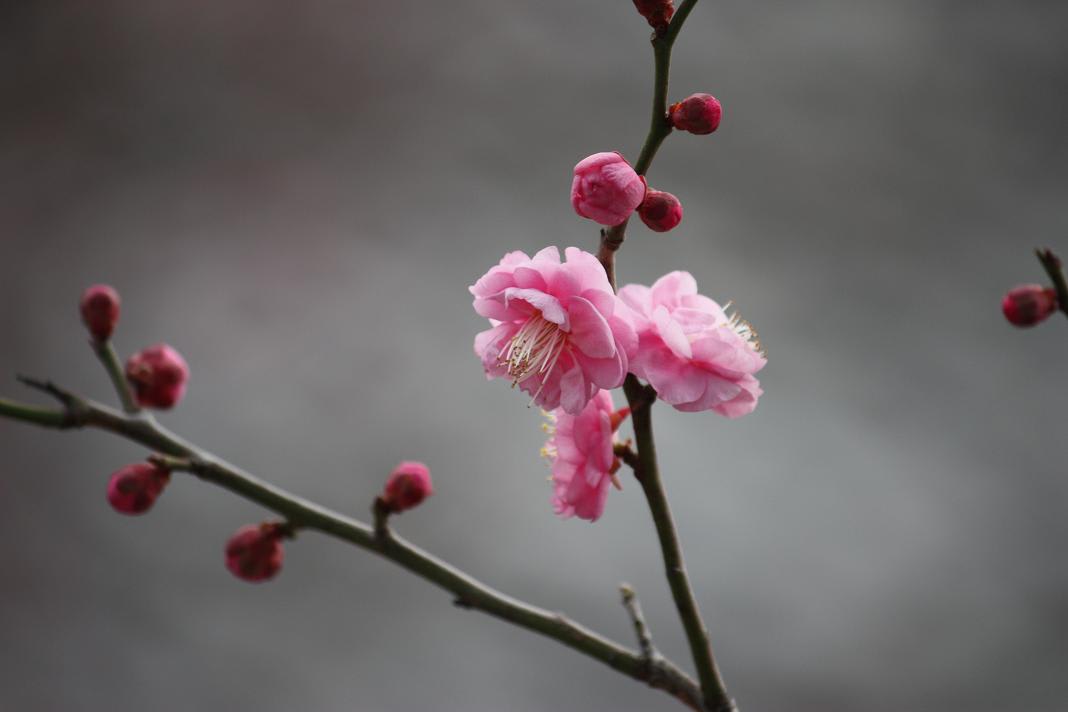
[0,381,705,711]
[620,583,655,661]
[90,339,141,414]
[597,0,699,290]
[1036,248,1068,318]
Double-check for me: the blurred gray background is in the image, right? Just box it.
[2,1,1067,710]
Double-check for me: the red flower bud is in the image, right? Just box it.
[381,461,433,514]
[638,190,683,232]
[126,344,189,409]
[633,0,674,30]
[225,523,286,582]
[80,284,121,342]
[1002,284,1057,327]
[107,462,170,515]
[669,93,722,135]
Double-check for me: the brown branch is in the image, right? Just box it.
[0,380,705,711]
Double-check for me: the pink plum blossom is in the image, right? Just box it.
[471,246,637,415]
[620,271,766,417]
[571,152,647,227]
[543,389,629,522]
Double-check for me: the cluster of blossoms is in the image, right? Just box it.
[471,253,766,521]
[569,96,720,234]
[79,285,434,583]
[471,62,760,522]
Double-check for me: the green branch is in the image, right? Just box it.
[90,339,141,414]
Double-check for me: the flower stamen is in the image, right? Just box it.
[497,316,569,398]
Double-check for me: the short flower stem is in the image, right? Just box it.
[90,339,141,414]
[1036,248,1068,318]
[0,380,706,711]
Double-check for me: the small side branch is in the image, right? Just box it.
[90,339,141,414]
[1036,248,1068,318]
[620,583,655,661]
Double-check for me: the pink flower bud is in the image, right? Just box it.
[571,152,647,227]
[637,190,683,232]
[1002,284,1057,327]
[106,462,170,515]
[633,0,674,30]
[381,461,433,513]
[125,344,189,409]
[80,284,121,342]
[225,523,285,582]
[669,94,722,135]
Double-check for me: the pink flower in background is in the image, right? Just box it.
[471,247,637,415]
[620,271,766,417]
[543,390,630,522]
[1002,284,1057,327]
[571,152,647,227]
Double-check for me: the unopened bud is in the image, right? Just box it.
[381,461,433,514]
[126,344,189,409]
[1002,284,1057,327]
[571,152,647,227]
[633,0,674,30]
[637,190,683,232]
[80,285,121,342]
[107,462,170,515]
[225,523,286,582]
[669,93,722,135]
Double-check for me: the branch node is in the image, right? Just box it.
[614,441,641,473]
[16,375,90,426]
[372,497,392,542]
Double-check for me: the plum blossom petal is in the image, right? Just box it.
[543,390,629,522]
[623,271,766,416]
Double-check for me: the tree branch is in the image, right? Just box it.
[0,380,705,711]
[624,376,736,712]
[592,2,739,708]
[598,0,699,289]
